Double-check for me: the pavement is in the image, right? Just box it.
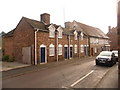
[0,61,30,72]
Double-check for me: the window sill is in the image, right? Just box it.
[49,55,54,56]
[58,54,62,55]
[49,36,55,38]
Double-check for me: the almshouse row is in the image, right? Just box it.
[2,13,110,64]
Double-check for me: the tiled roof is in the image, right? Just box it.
[23,17,47,30]
[75,21,108,39]
[3,29,15,37]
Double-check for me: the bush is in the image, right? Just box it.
[7,56,14,62]
[2,55,15,62]
[2,55,9,61]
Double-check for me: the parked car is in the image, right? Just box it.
[95,51,116,67]
[112,50,118,62]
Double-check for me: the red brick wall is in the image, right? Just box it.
[37,32,69,63]
[58,34,68,61]
[107,27,118,50]
[37,31,56,63]
[3,36,14,57]
[80,37,88,56]
[13,18,35,64]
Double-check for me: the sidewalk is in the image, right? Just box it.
[2,56,95,79]
[96,64,118,88]
[0,61,30,72]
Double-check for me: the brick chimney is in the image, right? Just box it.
[41,13,50,25]
[108,26,111,32]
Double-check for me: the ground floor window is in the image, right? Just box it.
[58,44,62,55]
[74,44,77,53]
[95,47,97,54]
[49,44,55,56]
[81,45,84,53]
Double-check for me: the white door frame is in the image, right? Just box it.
[70,44,73,59]
[40,44,47,64]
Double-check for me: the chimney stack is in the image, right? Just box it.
[108,26,111,32]
[41,13,50,25]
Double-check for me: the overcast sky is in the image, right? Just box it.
[0,0,118,34]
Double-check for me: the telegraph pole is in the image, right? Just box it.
[117,1,120,88]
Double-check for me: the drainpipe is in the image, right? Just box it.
[55,30,58,62]
[35,28,39,65]
[78,35,80,58]
[68,35,70,59]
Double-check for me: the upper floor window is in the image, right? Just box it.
[74,30,78,40]
[49,44,55,56]
[58,44,62,55]
[81,32,83,40]
[74,44,77,53]
[48,24,55,38]
[57,26,63,38]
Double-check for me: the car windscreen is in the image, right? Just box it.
[99,52,111,56]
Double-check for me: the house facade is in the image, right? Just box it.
[107,26,118,50]
[65,21,110,56]
[3,13,109,65]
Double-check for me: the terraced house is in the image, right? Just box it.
[2,13,110,65]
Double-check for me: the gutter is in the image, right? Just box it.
[34,28,39,65]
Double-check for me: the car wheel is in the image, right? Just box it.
[108,62,113,67]
[96,61,99,65]
[114,61,116,64]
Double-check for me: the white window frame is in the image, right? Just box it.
[58,44,62,55]
[95,47,97,53]
[74,31,78,40]
[57,26,63,38]
[80,45,84,53]
[74,44,77,53]
[48,24,55,38]
[49,44,55,56]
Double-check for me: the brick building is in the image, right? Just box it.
[107,26,118,50]
[65,21,110,56]
[3,13,109,65]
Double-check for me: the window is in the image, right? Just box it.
[74,31,78,40]
[80,45,84,53]
[58,30,62,38]
[57,26,63,38]
[95,48,97,53]
[49,30,55,37]
[74,44,77,53]
[58,44,62,55]
[49,44,55,56]
[48,25,55,38]
[81,32,83,40]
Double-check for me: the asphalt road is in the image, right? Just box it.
[2,57,118,88]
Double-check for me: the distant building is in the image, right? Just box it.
[2,13,109,64]
[65,21,110,56]
[107,26,118,50]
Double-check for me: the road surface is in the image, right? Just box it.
[2,57,118,88]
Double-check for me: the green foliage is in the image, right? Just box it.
[7,56,14,62]
[2,55,15,62]
[2,55,9,61]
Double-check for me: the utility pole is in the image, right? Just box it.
[117,1,120,88]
